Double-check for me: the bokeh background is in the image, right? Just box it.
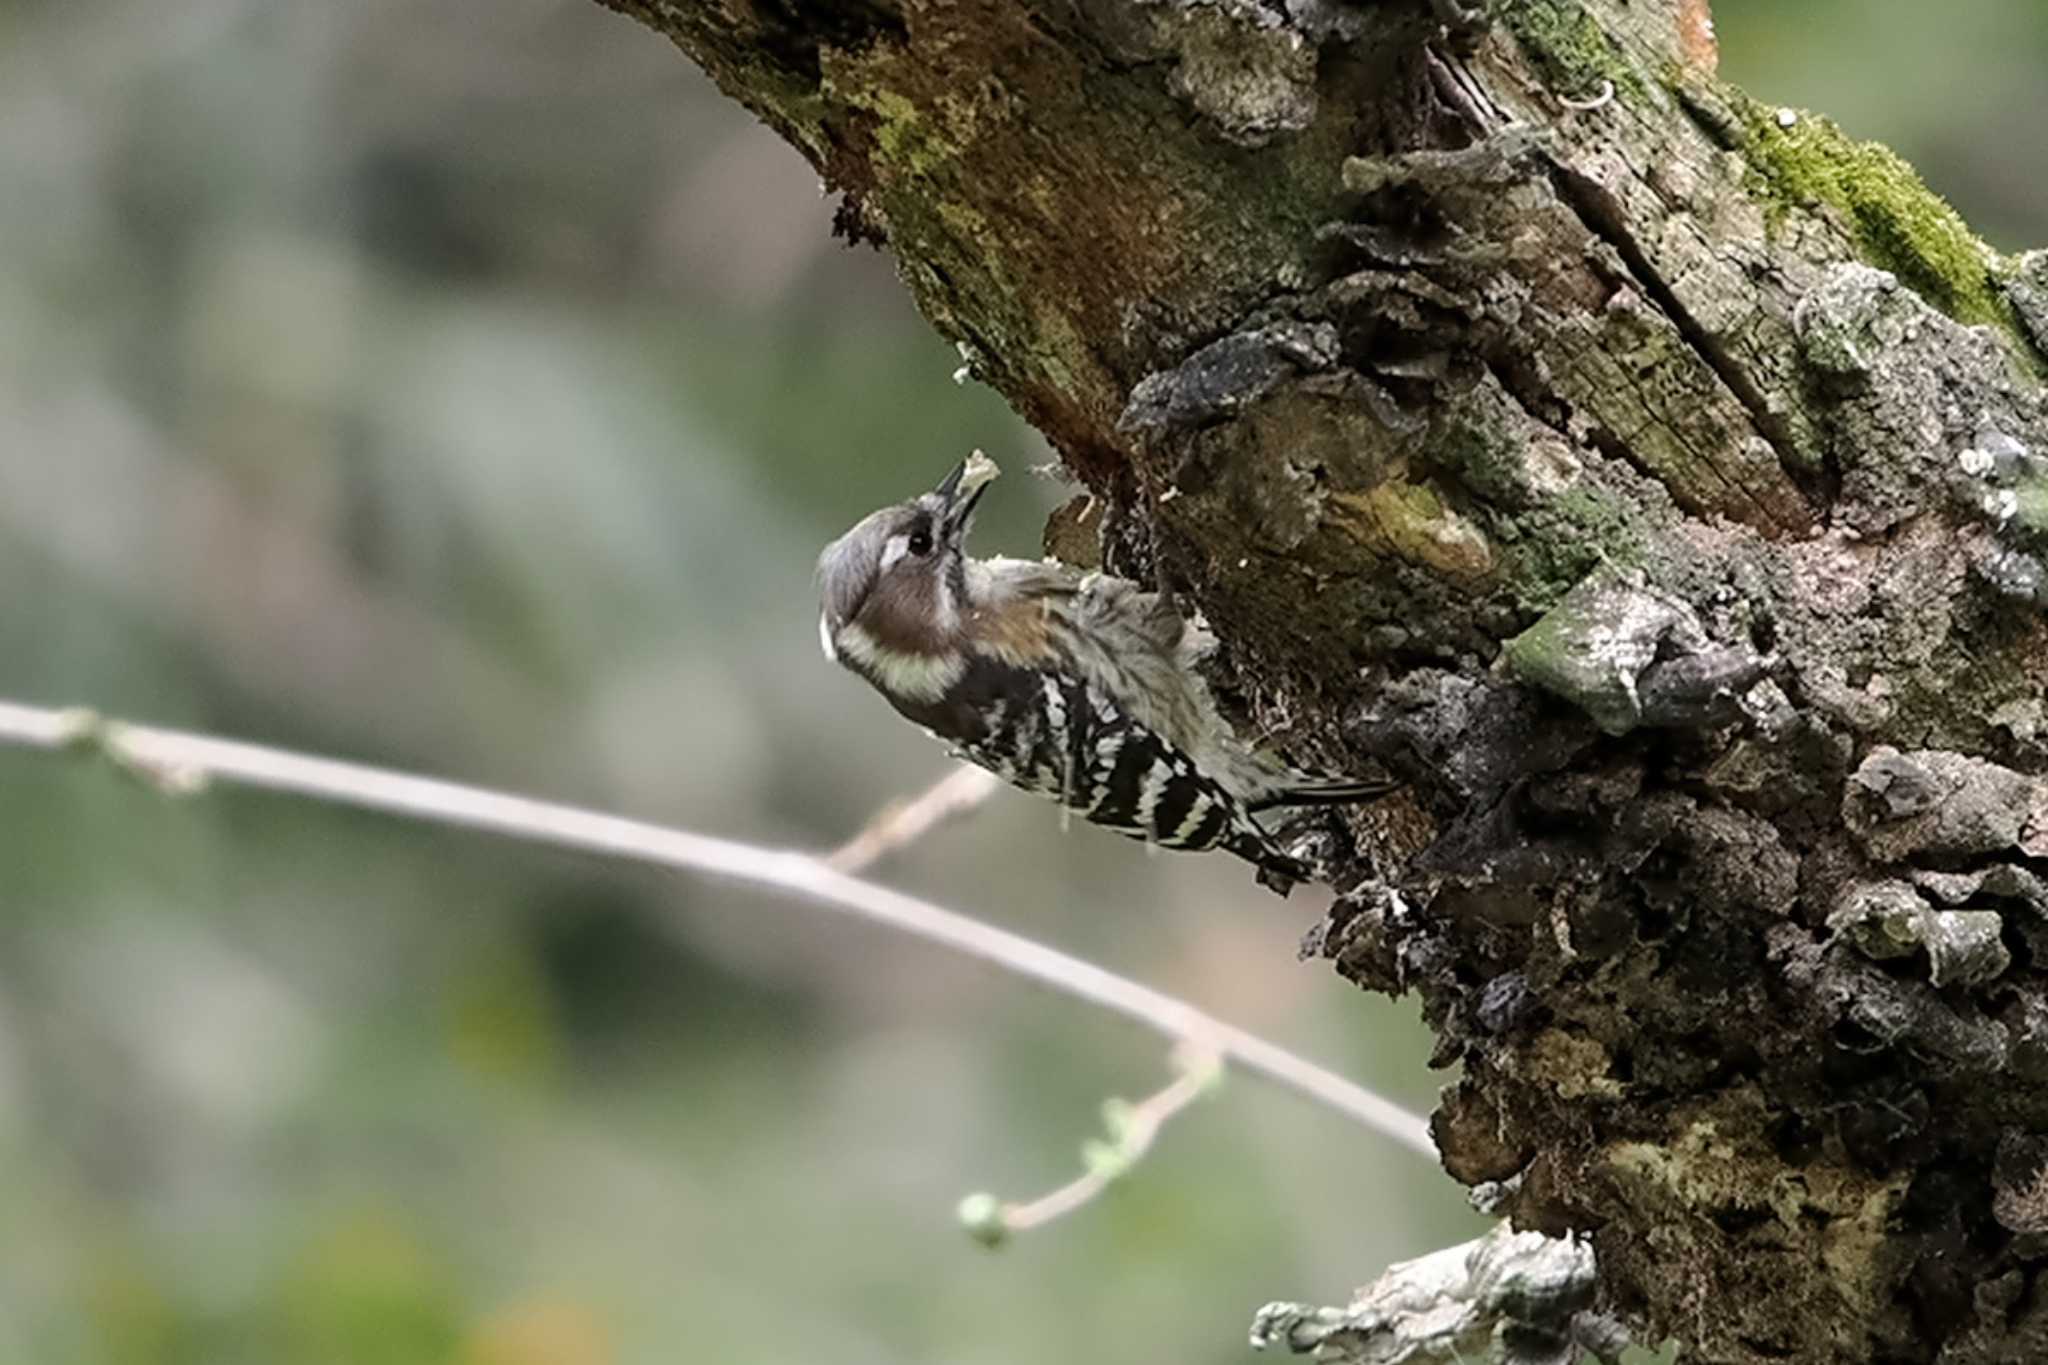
[0,3,2040,1361]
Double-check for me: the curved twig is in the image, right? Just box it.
[829,763,1002,872]
[0,699,1437,1160]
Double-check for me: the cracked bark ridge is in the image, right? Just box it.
[605,0,2048,1358]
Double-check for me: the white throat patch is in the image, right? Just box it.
[831,620,965,702]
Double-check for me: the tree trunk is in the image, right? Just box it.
[600,0,2048,1358]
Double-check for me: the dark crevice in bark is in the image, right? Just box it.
[1672,80,1747,154]
[1582,423,1665,498]
[1545,156,1822,521]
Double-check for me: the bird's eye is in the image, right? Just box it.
[907,528,934,557]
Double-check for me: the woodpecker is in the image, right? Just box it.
[816,456,1394,892]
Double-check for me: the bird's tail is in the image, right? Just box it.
[1247,775,1399,813]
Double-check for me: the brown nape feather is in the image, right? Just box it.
[966,595,1064,668]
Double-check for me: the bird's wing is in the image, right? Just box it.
[968,555,1080,602]
[1054,572,1291,795]
[1069,571,1184,654]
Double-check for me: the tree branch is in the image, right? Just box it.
[545,0,2048,1352]
[828,762,1002,872]
[0,699,1435,1161]
[958,1042,1223,1248]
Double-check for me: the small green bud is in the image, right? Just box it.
[957,1193,1010,1249]
[53,708,106,753]
[1099,1097,1135,1142]
[1079,1138,1129,1179]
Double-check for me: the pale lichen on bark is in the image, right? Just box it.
[601,0,2048,1358]
[1250,1222,1627,1365]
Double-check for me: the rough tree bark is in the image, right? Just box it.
[602,0,2048,1359]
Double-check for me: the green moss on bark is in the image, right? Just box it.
[1498,484,1648,611]
[1730,94,2014,334]
[1499,0,1647,104]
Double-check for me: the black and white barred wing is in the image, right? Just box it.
[947,665,1308,883]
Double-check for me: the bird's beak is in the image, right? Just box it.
[935,451,1000,540]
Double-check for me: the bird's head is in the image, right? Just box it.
[816,455,998,697]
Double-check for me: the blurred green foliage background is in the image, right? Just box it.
[0,2,2039,1361]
